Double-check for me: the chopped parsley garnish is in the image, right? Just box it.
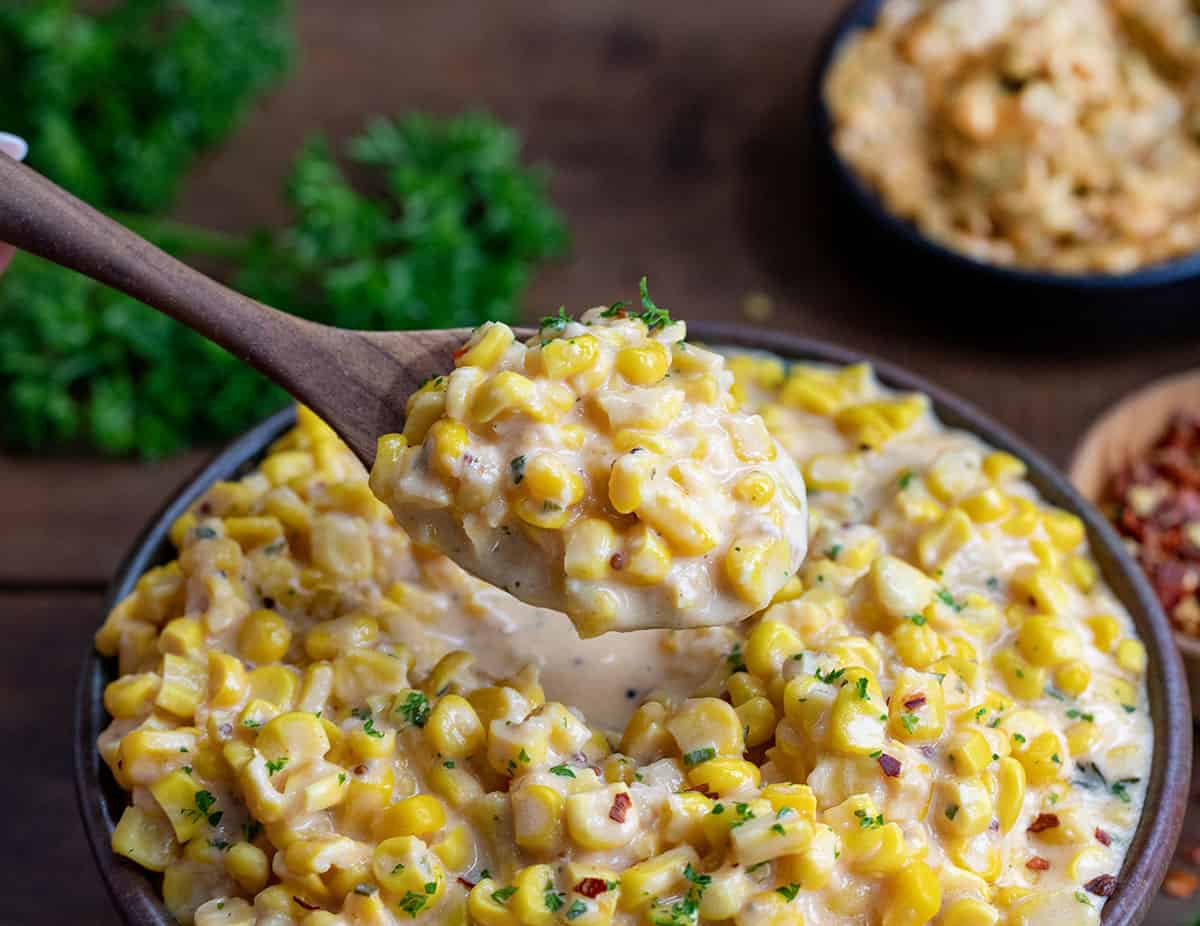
[442,760,455,769]
[683,747,716,768]
[518,748,531,764]
[1112,781,1133,803]
[338,773,347,785]
[550,764,576,778]
[731,802,755,828]
[397,891,428,917]
[566,900,588,920]
[635,276,672,330]
[1012,733,1027,745]
[1065,708,1095,722]
[826,544,842,560]
[492,886,518,904]
[855,677,870,700]
[509,455,527,484]
[898,471,914,490]
[945,804,959,821]
[396,691,430,727]
[265,756,289,776]
[815,666,846,685]
[683,864,711,888]
[900,713,919,733]
[936,589,964,611]
[1075,891,1091,906]
[1122,703,1136,714]
[777,883,801,901]
[771,823,786,835]
[601,300,627,317]
[540,306,570,330]
[242,820,262,842]
[193,525,218,540]
[242,718,262,729]
[180,790,223,827]
[726,643,746,673]
[711,803,725,815]
[854,809,884,829]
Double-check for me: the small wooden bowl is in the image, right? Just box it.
[1070,369,1200,717]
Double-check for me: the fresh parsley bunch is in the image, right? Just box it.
[0,2,567,457]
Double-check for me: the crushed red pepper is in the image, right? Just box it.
[1027,813,1060,833]
[902,693,927,710]
[609,791,632,823]
[1095,827,1112,847]
[575,878,610,898]
[1106,412,1200,636]
[1026,856,1051,871]
[1085,874,1119,897]
[877,753,902,777]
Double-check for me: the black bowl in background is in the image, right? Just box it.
[811,0,1200,335]
[76,326,1191,924]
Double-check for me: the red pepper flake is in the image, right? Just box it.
[1027,813,1060,833]
[877,753,901,777]
[452,345,469,360]
[1084,874,1118,897]
[1026,856,1051,871]
[609,792,632,823]
[609,553,626,571]
[1164,869,1200,899]
[1094,827,1112,847]
[457,877,477,890]
[574,878,610,898]
[902,693,927,710]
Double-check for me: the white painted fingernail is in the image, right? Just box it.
[0,133,28,162]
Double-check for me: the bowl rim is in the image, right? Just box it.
[812,0,1200,290]
[75,324,1192,925]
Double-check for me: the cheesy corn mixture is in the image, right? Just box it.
[825,0,1200,274]
[95,350,1150,926]
[369,300,806,634]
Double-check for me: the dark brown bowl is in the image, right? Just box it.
[75,324,1192,924]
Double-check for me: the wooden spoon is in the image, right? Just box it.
[0,152,501,466]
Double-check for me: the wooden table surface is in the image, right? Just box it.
[6,1,1200,922]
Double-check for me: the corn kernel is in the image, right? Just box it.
[456,321,515,370]
[882,860,941,926]
[733,471,777,507]
[377,795,446,839]
[111,805,177,873]
[725,536,790,608]
[1086,615,1121,652]
[1115,638,1147,674]
[104,673,161,719]
[947,730,993,776]
[1055,660,1091,697]
[619,846,698,911]
[616,341,670,385]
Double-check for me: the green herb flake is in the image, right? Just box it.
[396,691,430,728]
[683,747,717,768]
[777,883,801,901]
[550,764,576,778]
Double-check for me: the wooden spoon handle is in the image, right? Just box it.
[0,151,323,366]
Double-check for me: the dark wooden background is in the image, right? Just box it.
[5,1,1200,922]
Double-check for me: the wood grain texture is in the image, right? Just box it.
[0,592,121,925]
[5,2,1200,922]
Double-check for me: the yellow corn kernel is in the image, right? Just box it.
[225,841,269,894]
[503,864,557,926]
[637,483,718,556]
[831,677,887,756]
[947,730,994,776]
[607,451,653,514]
[616,341,670,385]
[247,665,298,711]
[733,471,777,507]
[424,694,484,759]
[1055,660,1091,697]
[420,651,473,701]
[727,672,767,706]
[159,617,205,657]
[689,758,761,796]
[1012,564,1073,617]
[204,652,246,710]
[994,647,1047,701]
[935,777,993,838]
[373,834,445,901]
[917,509,973,571]
[456,321,515,370]
[736,696,778,747]
[255,711,330,762]
[734,891,801,925]
[619,701,674,763]
[871,555,936,620]
[149,769,210,843]
[111,805,177,873]
[524,454,584,507]
[168,512,198,549]
[566,784,638,850]
[470,370,537,423]
[403,380,448,444]
[1041,508,1085,551]
[744,619,803,679]
[730,811,814,867]
[892,620,944,669]
[156,654,208,719]
[468,879,520,926]
[889,671,946,742]
[1068,556,1097,592]
[725,536,790,608]
[304,614,379,662]
[423,419,468,481]
[882,860,942,926]
[989,757,1026,836]
[563,519,617,581]
[835,396,924,449]
[761,784,816,821]
[983,451,1025,483]
[428,764,483,810]
[377,795,446,840]
[104,673,161,719]
[664,791,714,845]
[541,334,599,380]
[668,697,745,759]
[845,821,908,875]
[1115,638,1147,674]
[804,453,864,493]
[619,846,698,911]
[622,523,673,584]
[512,783,565,853]
[1017,615,1081,667]
[1066,721,1099,757]
[1017,731,1066,785]
[223,516,284,551]
[236,609,291,665]
[1086,615,1121,652]
[1002,496,1040,537]
[960,487,1010,523]
[941,898,999,926]
[118,729,197,786]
